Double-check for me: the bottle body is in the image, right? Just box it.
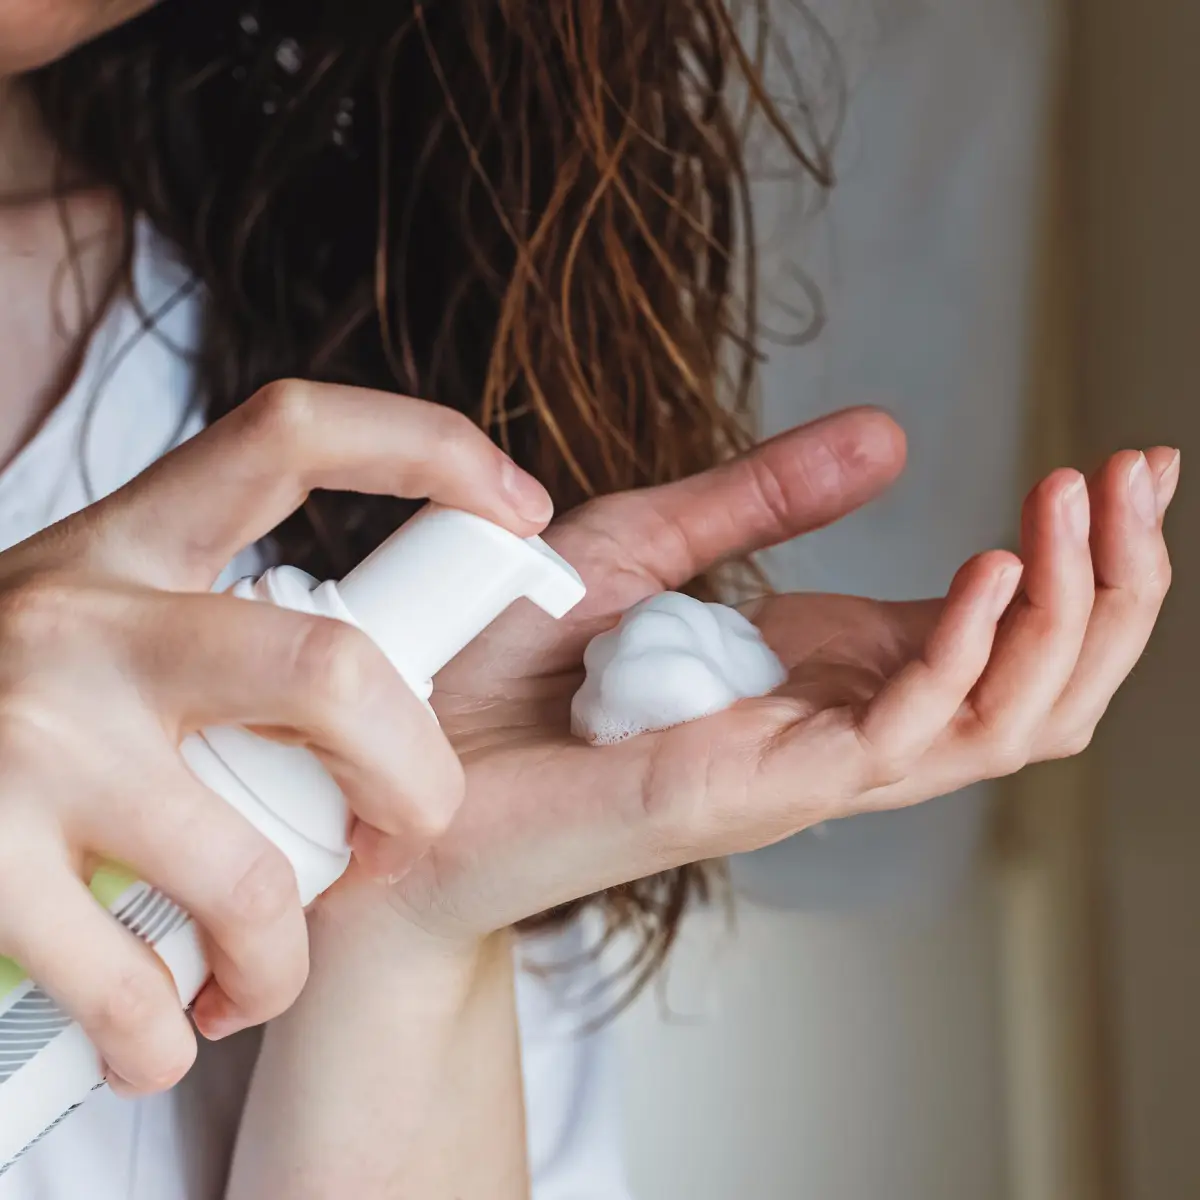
[0,568,358,1172]
[0,726,354,1172]
[0,880,204,1171]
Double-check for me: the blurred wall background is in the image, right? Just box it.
[614,2,1056,1198]
[1077,2,1200,1198]
[612,0,1200,1196]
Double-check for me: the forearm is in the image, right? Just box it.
[226,886,528,1200]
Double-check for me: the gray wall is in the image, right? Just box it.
[616,2,1053,1197]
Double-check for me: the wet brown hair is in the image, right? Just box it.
[27,0,836,999]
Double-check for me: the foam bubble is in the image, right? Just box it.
[570,592,787,745]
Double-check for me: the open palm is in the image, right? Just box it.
[387,410,1176,937]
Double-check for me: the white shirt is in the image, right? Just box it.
[0,220,630,1199]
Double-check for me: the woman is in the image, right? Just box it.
[0,0,1178,1196]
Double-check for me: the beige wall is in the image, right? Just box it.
[1076,2,1200,1198]
[614,2,1200,1197]
[616,3,1051,1197]
[618,895,1007,1200]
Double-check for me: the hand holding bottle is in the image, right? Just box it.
[0,380,553,1096]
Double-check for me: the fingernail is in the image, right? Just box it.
[991,564,1022,620]
[197,1013,245,1042]
[191,995,243,1042]
[1128,453,1157,526]
[1156,450,1181,516]
[1061,474,1090,540]
[350,823,409,883]
[502,460,553,524]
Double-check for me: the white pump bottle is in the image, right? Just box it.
[0,504,585,1172]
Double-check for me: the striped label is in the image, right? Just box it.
[0,991,70,1085]
[0,879,190,1084]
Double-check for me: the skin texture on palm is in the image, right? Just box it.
[379,408,1177,939]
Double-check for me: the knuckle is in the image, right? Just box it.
[433,409,493,473]
[866,751,909,792]
[1028,607,1080,643]
[1041,718,1097,761]
[290,618,384,717]
[86,964,173,1046]
[851,717,911,792]
[622,503,695,588]
[1098,589,1141,627]
[745,455,795,537]
[433,404,483,448]
[247,379,316,448]
[795,433,851,507]
[986,739,1030,779]
[1057,727,1095,759]
[223,846,299,930]
[1096,553,1170,623]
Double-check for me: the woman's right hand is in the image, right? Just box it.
[0,380,553,1095]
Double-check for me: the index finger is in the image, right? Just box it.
[553,406,907,592]
[88,381,554,589]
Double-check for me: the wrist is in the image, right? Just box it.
[309,874,493,981]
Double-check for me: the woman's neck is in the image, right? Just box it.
[0,78,61,198]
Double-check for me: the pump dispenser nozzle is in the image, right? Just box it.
[336,504,585,701]
[197,504,585,889]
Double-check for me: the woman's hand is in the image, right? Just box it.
[377,408,1176,937]
[0,380,552,1095]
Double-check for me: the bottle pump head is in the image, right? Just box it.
[200,505,584,877]
[335,504,585,700]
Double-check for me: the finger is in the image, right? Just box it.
[552,407,907,590]
[73,759,309,1041]
[0,846,195,1095]
[129,591,464,871]
[91,382,554,589]
[1035,448,1177,759]
[854,551,1022,782]
[966,469,1095,752]
[1153,445,1182,517]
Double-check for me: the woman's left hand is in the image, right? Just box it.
[333,407,1177,939]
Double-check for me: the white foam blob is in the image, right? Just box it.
[570,591,787,745]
